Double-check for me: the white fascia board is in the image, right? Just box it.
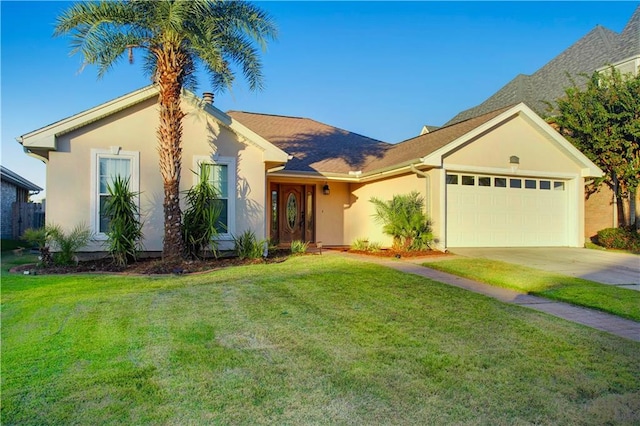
[420,106,522,167]
[17,85,159,150]
[421,103,603,178]
[517,104,603,178]
[268,170,359,182]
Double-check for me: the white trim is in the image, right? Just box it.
[19,86,158,150]
[90,149,140,240]
[444,164,579,180]
[193,155,237,240]
[420,103,603,178]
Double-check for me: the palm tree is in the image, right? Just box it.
[55,0,276,260]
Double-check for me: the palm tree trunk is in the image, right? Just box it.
[156,46,187,260]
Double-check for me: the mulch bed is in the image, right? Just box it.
[11,251,291,276]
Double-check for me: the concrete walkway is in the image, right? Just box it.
[331,251,640,342]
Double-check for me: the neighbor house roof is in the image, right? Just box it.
[445,5,640,125]
[0,166,42,192]
[226,111,390,174]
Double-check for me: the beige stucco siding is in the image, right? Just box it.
[344,173,430,247]
[444,116,581,174]
[46,96,266,252]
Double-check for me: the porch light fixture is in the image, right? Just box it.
[509,155,519,172]
[322,183,330,195]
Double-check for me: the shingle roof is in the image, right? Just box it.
[226,111,390,174]
[0,166,42,192]
[228,106,513,175]
[445,6,640,125]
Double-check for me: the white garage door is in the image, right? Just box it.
[446,173,568,247]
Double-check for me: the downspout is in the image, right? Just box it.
[410,164,431,218]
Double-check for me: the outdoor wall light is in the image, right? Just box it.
[322,184,330,195]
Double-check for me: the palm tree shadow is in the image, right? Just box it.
[274,129,391,173]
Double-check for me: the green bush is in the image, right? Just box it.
[596,227,640,252]
[104,176,143,266]
[21,227,54,266]
[48,223,93,265]
[182,167,222,259]
[351,238,381,252]
[233,230,265,260]
[290,240,308,255]
[370,191,433,251]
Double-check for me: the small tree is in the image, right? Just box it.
[22,227,54,267]
[182,166,222,259]
[549,68,640,227]
[48,223,93,265]
[370,191,433,251]
[104,176,143,266]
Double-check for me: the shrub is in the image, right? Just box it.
[182,167,222,259]
[290,240,308,255]
[233,230,265,260]
[351,238,381,252]
[370,191,433,251]
[104,176,143,266]
[596,227,640,252]
[21,227,53,266]
[48,223,93,265]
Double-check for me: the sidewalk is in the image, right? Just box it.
[332,251,640,342]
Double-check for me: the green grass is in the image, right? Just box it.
[2,256,639,424]
[424,258,640,321]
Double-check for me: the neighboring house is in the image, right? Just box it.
[444,5,640,238]
[18,86,601,251]
[1,165,43,239]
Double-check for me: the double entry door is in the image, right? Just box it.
[271,184,315,244]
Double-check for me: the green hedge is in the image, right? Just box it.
[596,227,640,252]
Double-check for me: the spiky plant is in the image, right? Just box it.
[104,175,143,266]
[370,191,433,251]
[182,166,222,259]
[55,0,277,260]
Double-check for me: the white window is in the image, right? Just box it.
[193,155,236,239]
[90,149,139,238]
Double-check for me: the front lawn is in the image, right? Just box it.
[2,256,639,424]
[424,258,640,321]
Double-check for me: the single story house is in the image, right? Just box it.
[18,85,602,252]
[0,166,43,239]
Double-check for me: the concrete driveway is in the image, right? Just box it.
[450,247,640,290]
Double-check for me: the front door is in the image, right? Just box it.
[273,184,315,244]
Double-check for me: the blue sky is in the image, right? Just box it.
[1,1,638,200]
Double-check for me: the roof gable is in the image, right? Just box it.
[427,103,601,178]
[18,86,289,163]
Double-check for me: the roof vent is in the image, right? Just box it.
[202,92,214,104]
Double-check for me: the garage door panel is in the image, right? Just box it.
[447,173,568,247]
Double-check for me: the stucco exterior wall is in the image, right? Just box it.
[444,116,580,174]
[46,96,266,252]
[344,173,430,247]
